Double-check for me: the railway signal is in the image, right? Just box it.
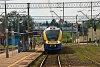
[78,25,80,32]
[94,24,96,31]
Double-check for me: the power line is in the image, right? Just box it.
[0,2,100,9]
[47,0,53,19]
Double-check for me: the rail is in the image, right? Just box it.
[39,55,62,67]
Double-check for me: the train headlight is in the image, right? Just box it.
[46,41,48,44]
[54,45,56,47]
[57,41,61,43]
[50,45,51,47]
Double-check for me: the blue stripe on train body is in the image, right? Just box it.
[44,43,62,51]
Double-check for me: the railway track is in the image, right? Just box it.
[77,51,100,66]
[28,45,100,67]
[40,54,61,67]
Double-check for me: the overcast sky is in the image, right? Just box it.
[5,0,100,3]
[0,0,100,22]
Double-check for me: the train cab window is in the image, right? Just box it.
[46,30,60,41]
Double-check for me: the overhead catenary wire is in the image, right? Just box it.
[47,0,53,20]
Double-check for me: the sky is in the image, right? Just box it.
[0,0,100,22]
[5,0,100,3]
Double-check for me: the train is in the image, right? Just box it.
[43,26,62,52]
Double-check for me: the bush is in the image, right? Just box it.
[62,38,72,43]
[62,39,67,43]
[67,39,72,43]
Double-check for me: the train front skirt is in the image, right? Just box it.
[44,43,62,51]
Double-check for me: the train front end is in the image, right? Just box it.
[43,26,62,52]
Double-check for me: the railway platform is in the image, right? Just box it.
[0,45,44,67]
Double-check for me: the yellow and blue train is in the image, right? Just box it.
[43,26,62,52]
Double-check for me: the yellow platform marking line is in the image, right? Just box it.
[8,53,35,67]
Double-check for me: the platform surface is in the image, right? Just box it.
[0,45,44,67]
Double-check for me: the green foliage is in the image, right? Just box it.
[41,19,73,28]
[62,31,72,43]
[86,19,100,29]
[46,21,49,27]
[41,20,61,27]
[0,11,34,33]
[62,38,67,43]
[96,19,100,29]
[51,19,56,24]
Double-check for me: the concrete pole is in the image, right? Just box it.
[82,21,84,45]
[76,15,79,44]
[63,2,64,28]
[5,1,9,58]
[72,23,73,44]
[91,2,93,42]
[27,3,30,51]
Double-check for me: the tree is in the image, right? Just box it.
[96,19,100,29]
[62,31,72,43]
[46,21,49,27]
[51,19,56,26]
[86,19,100,29]
[0,15,6,32]
[65,21,67,24]
[0,11,34,33]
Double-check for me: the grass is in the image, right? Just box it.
[72,44,100,63]
[28,44,100,67]
[60,55,66,62]
[28,54,45,67]
[0,45,4,49]
[0,45,17,49]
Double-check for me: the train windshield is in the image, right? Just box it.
[46,30,60,41]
